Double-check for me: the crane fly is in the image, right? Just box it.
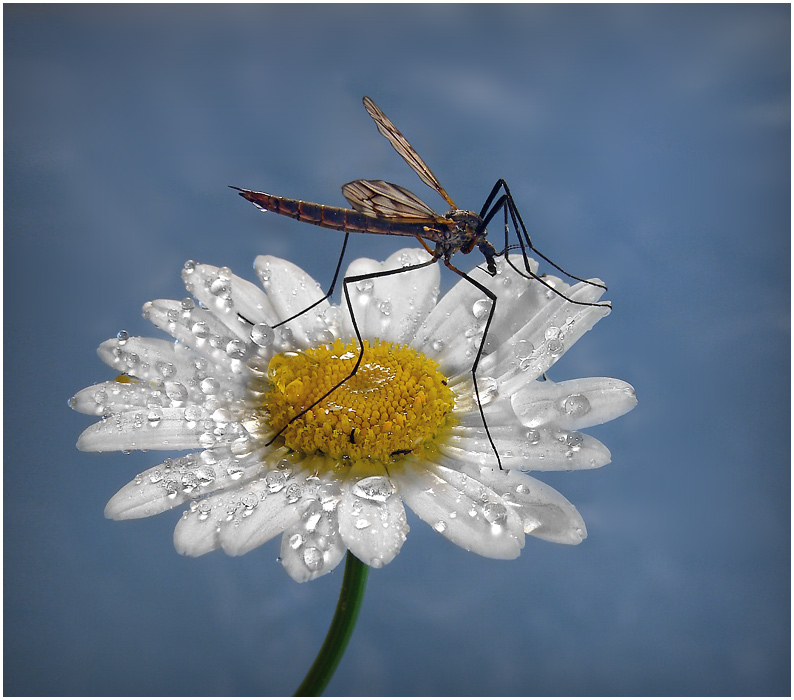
[232,96,609,470]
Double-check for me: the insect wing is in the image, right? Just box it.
[342,179,439,219]
[362,96,457,209]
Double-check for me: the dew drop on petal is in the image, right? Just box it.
[433,520,447,533]
[226,339,247,359]
[565,431,584,449]
[356,279,374,294]
[251,323,275,348]
[266,470,287,493]
[379,300,392,316]
[165,382,188,402]
[181,297,195,311]
[303,547,323,572]
[352,476,394,502]
[289,533,304,550]
[431,339,445,353]
[472,298,491,319]
[147,409,163,427]
[526,428,541,445]
[116,330,129,343]
[192,321,210,339]
[355,518,372,530]
[547,338,564,356]
[483,502,508,526]
[184,260,196,273]
[200,377,220,395]
[561,394,591,417]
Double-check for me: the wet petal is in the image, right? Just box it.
[337,476,408,568]
[468,465,587,544]
[77,407,204,452]
[415,257,542,376]
[254,255,332,348]
[441,424,611,471]
[104,447,271,520]
[478,280,609,386]
[512,377,638,430]
[280,500,346,582]
[340,247,438,344]
[182,262,278,329]
[395,461,524,559]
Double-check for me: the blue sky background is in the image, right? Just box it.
[5,4,789,696]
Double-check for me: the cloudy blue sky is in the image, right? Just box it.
[5,4,789,696]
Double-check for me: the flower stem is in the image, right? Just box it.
[294,552,369,697]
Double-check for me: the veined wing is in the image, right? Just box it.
[342,179,439,219]
[362,96,458,210]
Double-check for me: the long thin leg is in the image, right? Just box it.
[480,192,610,310]
[480,179,608,292]
[265,255,440,446]
[444,259,503,470]
[273,232,352,329]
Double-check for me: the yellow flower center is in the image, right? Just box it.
[264,339,454,465]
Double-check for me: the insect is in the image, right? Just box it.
[232,97,609,469]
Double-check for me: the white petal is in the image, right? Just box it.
[182,262,278,328]
[414,256,541,376]
[337,476,408,567]
[77,407,203,452]
[511,377,638,430]
[280,500,346,582]
[254,255,331,347]
[468,465,587,544]
[70,380,162,416]
[395,461,524,559]
[340,248,438,343]
[104,446,271,520]
[219,473,308,556]
[478,280,609,386]
[441,424,612,471]
[142,301,255,377]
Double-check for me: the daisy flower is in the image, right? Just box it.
[71,247,636,582]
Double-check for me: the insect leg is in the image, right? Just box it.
[479,183,610,310]
[265,254,440,446]
[443,259,503,471]
[272,232,351,329]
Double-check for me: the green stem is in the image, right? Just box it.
[294,552,370,697]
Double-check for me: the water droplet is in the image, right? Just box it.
[483,502,508,526]
[286,483,302,504]
[226,339,247,359]
[547,338,564,356]
[116,330,129,343]
[210,407,232,424]
[303,547,323,571]
[181,297,195,311]
[354,518,372,530]
[545,326,560,340]
[433,520,447,533]
[526,428,540,445]
[355,279,374,294]
[210,277,231,299]
[561,394,591,417]
[198,432,216,448]
[147,409,163,427]
[472,298,491,319]
[165,382,188,402]
[352,476,394,502]
[241,492,258,510]
[565,431,584,449]
[155,361,176,379]
[477,376,499,406]
[251,323,274,347]
[289,533,304,549]
[431,339,445,353]
[266,470,287,493]
[200,377,220,395]
[93,388,108,405]
[184,260,196,273]
[379,300,392,316]
[192,321,210,339]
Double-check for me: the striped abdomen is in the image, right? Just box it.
[233,188,439,239]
